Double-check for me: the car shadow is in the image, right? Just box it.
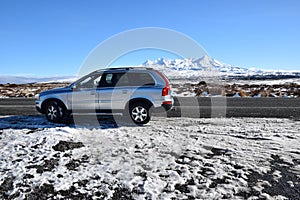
[0,115,138,130]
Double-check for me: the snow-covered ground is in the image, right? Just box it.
[231,78,300,86]
[0,115,299,199]
[171,78,300,98]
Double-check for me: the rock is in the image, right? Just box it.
[52,141,84,152]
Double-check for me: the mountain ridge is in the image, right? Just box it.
[1,56,299,84]
[143,56,300,79]
[0,75,76,84]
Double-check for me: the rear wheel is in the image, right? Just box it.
[129,102,151,125]
[45,101,66,123]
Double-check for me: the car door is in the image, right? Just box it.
[97,72,131,110]
[70,73,102,112]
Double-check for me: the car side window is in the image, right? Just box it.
[77,74,102,89]
[114,73,130,87]
[128,73,155,86]
[99,73,127,87]
[98,72,155,87]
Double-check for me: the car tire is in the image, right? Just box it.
[45,101,65,123]
[129,102,151,125]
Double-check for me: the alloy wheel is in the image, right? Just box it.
[131,106,148,123]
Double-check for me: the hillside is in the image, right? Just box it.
[143,56,300,80]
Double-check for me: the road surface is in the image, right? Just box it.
[0,97,299,118]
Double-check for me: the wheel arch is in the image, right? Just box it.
[41,98,68,114]
[126,98,154,110]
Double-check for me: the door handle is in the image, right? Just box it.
[122,90,128,94]
[90,91,96,95]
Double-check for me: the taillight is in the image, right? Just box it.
[162,85,170,96]
[155,70,171,96]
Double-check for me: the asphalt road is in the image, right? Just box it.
[170,97,300,118]
[0,97,299,118]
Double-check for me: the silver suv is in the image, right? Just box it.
[35,67,173,124]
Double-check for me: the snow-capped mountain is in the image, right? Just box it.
[0,75,77,84]
[1,56,299,84]
[143,55,300,79]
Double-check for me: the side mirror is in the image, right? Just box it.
[71,84,77,90]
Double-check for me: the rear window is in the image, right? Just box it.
[127,73,155,86]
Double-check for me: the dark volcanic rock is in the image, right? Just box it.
[0,176,14,198]
[65,155,89,170]
[26,158,59,174]
[237,154,300,199]
[52,141,84,152]
[111,187,134,200]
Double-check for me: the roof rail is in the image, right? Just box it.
[106,67,135,70]
[105,67,153,70]
[94,67,154,73]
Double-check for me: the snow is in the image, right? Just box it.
[142,56,300,79]
[0,115,299,199]
[233,92,241,98]
[233,78,300,86]
[1,56,299,85]
[0,75,77,84]
[171,78,300,98]
[0,95,8,99]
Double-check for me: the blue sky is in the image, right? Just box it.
[0,0,299,76]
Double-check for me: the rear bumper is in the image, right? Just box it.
[161,99,173,111]
[162,103,173,111]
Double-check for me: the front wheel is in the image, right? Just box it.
[129,102,151,125]
[45,101,65,123]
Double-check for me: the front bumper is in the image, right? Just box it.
[35,101,43,113]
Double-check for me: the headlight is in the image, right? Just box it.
[35,94,40,101]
